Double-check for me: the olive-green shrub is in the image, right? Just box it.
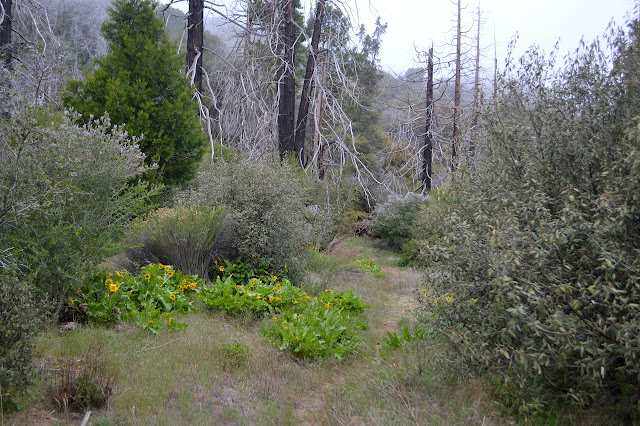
[371,192,426,251]
[410,21,640,417]
[179,160,312,282]
[0,273,41,412]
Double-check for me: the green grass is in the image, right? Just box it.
[4,236,502,424]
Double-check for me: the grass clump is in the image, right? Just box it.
[123,205,227,278]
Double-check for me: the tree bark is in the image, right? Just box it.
[294,0,325,166]
[470,5,481,157]
[278,0,296,160]
[451,0,461,171]
[187,0,204,93]
[0,0,11,67]
[422,46,434,193]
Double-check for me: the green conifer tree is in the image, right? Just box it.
[63,0,204,186]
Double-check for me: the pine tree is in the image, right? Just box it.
[63,0,204,186]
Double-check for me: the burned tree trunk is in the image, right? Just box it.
[422,46,434,193]
[186,0,204,93]
[278,0,296,160]
[294,0,325,166]
[451,0,461,171]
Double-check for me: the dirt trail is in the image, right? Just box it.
[292,247,423,424]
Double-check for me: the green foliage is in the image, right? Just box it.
[382,325,425,351]
[0,273,41,412]
[179,159,312,282]
[0,112,156,303]
[63,0,205,187]
[214,256,279,284]
[333,210,368,235]
[261,289,369,360]
[371,193,426,251]
[409,22,640,416]
[353,256,385,277]
[198,276,305,316]
[77,264,203,333]
[220,342,250,371]
[124,205,227,277]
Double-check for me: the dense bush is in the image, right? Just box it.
[371,192,426,251]
[179,160,312,282]
[123,205,227,277]
[0,112,156,303]
[410,22,640,416]
[0,273,41,412]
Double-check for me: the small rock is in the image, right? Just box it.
[59,322,77,334]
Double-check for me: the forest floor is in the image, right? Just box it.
[4,236,498,425]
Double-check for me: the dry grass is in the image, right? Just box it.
[6,236,500,425]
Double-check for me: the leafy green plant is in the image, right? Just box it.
[124,205,227,277]
[77,263,203,333]
[0,273,42,413]
[353,256,385,277]
[261,291,369,361]
[221,342,250,371]
[213,256,277,284]
[198,276,306,316]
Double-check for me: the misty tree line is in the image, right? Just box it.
[1,0,495,204]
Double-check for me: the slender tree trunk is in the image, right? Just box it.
[186,0,204,93]
[315,38,329,180]
[451,0,462,172]
[470,5,481,157]
[493,30,498,114]
[0,0,12,116]
[294,0,325,166]
[278,0,296,160]
[422,46,434,193]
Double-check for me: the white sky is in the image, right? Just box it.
[185,0,637,74]
[352,0,637,73]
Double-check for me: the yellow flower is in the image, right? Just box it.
[142,303,147,307]
[232,264,236,267]
[164,265,171,271]
[109,283,119,292]
[105,278,114,286]
[69,298,74,305]
[214,260,218,265]
[169,294,176,300]
[147,320,153,324]
[182,279,187,284]
[325,303,331,308]
[256,254,260,258]
[168,317,173,325]
[272,276,277,281]
[219,266,225,272]
[129,290,133,295]
[314,312,318,316]
[144,273,151,280]
[256,295,261,299]
[422,290,426,293]
[167,270,174,276]
[273,317,278,322]
[295,337,299,342]
[190,282,197,289]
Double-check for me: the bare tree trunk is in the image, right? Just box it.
[278,0,296,160]
[314,38,329,180]
[186,0,204,93]
[422,46,434,193]
[451,0,461,172]
[470,5,481,156]
[294,0,325,166]
[0,0,11,68]
[493,30,498,114]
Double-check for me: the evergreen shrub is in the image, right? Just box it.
[179,160,311,282]
[410,22,640,417]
